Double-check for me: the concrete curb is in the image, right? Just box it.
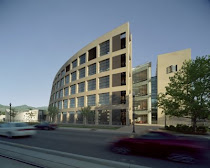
[0,140,149,168]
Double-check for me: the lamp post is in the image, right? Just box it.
[133,93,135,133]
[9,103,11,122]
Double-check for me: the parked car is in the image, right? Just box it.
[0,122,37,138]
[34,122,57,130]
[110,131,207,164]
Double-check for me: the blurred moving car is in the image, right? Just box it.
[110,131,207,164]
[0,122,37,138]
[35,122,57,130]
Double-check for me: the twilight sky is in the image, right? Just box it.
[0,0,209,107]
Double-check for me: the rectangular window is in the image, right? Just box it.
[112,54,126,69]
[66,64,70,72]
[71,71,77,81]
[59,89,63,98]
[70,98,75,108]
[88,63,96,76]
[72,59,77,68]
[58,101,62,110]
[77,96,84,107]
[87,94,96,106]
[57,81,60,89]
[69,111,74,123]
[134,99,148,111]
[79,67,85,79]
[88,79,96,91]
[61,78,64,87]
[64,87,69,96]
[99,76,109,89]
[63,99,68,109]
[56,92,59,99]
[71,85,76,95]
[100,40,110,56]
[65,75,69,84]
[61,70,65,76]
[78,82,85,93]
[166,65,177,74]
[79,53,86,65]
[100,59,109,72]
[112,32,126,52]
[99,93,109,105]
[133,70,147,84]
[88,47,96,61]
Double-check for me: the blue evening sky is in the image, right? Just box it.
[0,0,209,107]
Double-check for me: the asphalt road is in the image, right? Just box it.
[0,128,209,168]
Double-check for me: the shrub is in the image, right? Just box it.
[196,126,207,134]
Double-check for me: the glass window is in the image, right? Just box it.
[71,71,77,81]
[99,76,109,89]
[71,85,76,95]
[64,87,69,96]
[100,59,109,72]
[87,94,96,106]
[70,98,75,108]
[56,92,59,99]
[99,93,109,105]
[133,70,147,84]
[134,99,148,111]
[77,96,84,107]
[57,81,60,89]
[72,59,77,68]
[88,47,96,61]
[79,67,85,79]
[88,79,96,91]
[63,99,68,109]
[79,54,86,65]
[69,111,74,123]
[61,78,64,87]
[88,63,96,76]
[100,40,110,56]
[61,70,65,76]
[98,110,109,125]
[59,89,63,98]
[65,75,69,84]
[78,82,85,93]
[66,64,70,72]
[58,101,62,109]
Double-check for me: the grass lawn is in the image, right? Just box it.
[58,124,121,130]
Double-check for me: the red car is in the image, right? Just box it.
[110,131,207,164]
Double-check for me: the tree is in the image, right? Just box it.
[80,106,91,125]
[158,55,210,132]
[48,106,59,122]
[0,111,5,115]
[9,108,18,122]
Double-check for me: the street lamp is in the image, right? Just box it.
[9,103,11,122]
[133,93,135,133]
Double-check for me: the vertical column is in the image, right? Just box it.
[95,110,98,125]
[66,112,70,123]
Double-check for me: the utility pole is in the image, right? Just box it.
[9,103,11,122]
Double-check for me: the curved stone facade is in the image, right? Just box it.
[49,23,132,125]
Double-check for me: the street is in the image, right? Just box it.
[0,128,209,168]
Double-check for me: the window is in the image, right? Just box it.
[100,59,109,72]
[134,99,148,111]
[133,70,147,84]
[87,95,96,106]
[112,72,126,87]
[79,67,85,79]
[72,59,77,68]
[63,99,68,109]
[57,81,60,89]
[60,78,64,87]
[79,54,86,65]
[58,101,62,109]
[69,111,74,123]
[99,76,109,89]
[112,91,126,105]
[71,71,77,81]
[88,47,96,61]
[100,40,109,56]
[166,65,177,74]
[59,89,63,98]
[112,54,126,69]
[61,70,65,76]
[88,79,96,91]
[66,64,70,72]
[78,82,85,93]
[56,92,59,99]
[88,63,96,76]
[71,85,76,95]
[70,98,75,108]
[112,32,126,52]
[99,93,109,105]
[64,87,69,96]
[77,96,84,107]
[65,75,69,84]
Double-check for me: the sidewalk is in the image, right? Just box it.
[0,140,149,168]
